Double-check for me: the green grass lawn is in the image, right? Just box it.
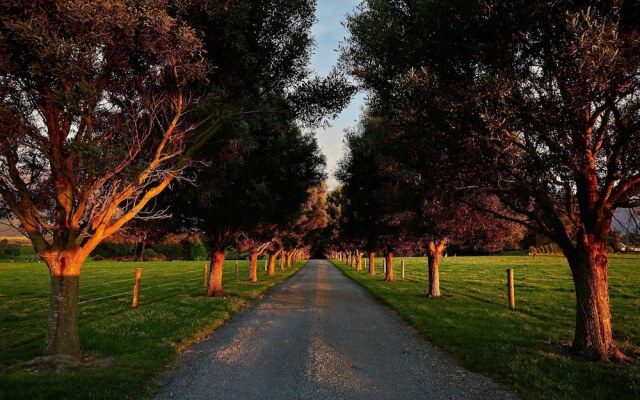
[333,255,640,400]
[0,258,303,400]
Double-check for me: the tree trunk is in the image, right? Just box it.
[44,275,81,360]
[280,252,286,272]
[385,251,395,282]
[267,252,277,276]
[42,251,83,361]
[356,252,363,271]
[206,250,226,297]
[567,242,626,361]
[287,253,292,268]
[427,241,445,297]
[427,253,441,297]
[368,251,375,275]
[248,252,259,282]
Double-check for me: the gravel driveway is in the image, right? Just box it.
[154,259,518,400]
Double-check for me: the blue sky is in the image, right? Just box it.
[311,0,365,188]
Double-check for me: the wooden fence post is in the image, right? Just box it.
[401,260,405,279]
[203,263,208,288]
[383,258,386,274]
[132,268,142,309]
[507,268,515,310]
[264,257,268,272]
[235,260,239,280]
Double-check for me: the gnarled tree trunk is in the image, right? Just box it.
[248,252,259,282]
[42,251,83,361]
[206,250,226,297]
[267,252,277,276]
[567,240,625,361]
[368,251,375,275]
[385,251,395,282]
[427,240,446,297]
[356,252,363,271]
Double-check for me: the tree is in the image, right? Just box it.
[165,0,349,294]
[343,0,640,361]
[0,0,209,361]
[170,116,325,295]
[337,115,416,282]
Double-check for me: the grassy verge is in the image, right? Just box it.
[0,259,304,399]
[333,255,640,399]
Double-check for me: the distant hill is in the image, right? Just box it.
[0,221,23,238]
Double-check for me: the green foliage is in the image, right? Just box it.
[154,243,189,261]
[0,240,20,258]
[334,255,640,400]
[91,242,135,259]
[190,240,207,261]
[0,259,305,399]
[529,244,562,255]
[141,248,165,261]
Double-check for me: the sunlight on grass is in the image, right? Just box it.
[333,255,640,400]
[0,259,303,400]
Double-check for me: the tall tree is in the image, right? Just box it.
[343,0,640,361]
[169,116,325,295]
[0,0,209,361]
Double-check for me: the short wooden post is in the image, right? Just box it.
[264,257,268,272]
[203,263,208,287]
[364,258,368,269]
[507,268,515,310]
[235,260,239,280]
[132,268,142,309]
[383,258,386,274]
[401,260,405,279]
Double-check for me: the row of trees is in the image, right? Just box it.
[331,0,640,362]
[0,0,350,363]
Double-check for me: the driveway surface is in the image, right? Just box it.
[155,259,517,400]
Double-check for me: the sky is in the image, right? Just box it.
[311,0,366,188]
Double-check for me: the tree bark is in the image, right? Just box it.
[385,251,395,282]
[427,241,445,297]
[287,253,292,268]
[42,251,83,361]
[567,241,626,361]
[280,252,286,272]
[206,250,226,297]
[368,251,375,275]
[44,275,81,360]
[356,252,363,271]
[267,252,277,276]
[248,252,259,282]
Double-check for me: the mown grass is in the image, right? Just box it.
[333,255,640,400]
[0,258,303,400]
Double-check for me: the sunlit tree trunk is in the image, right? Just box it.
[567,237,625,361]
[287,253,292,268]
[427,240,446,297]
[356,252,363,271]
[248,252,259,282]
[42,250,83,360]
[267,252,277,276]
[206,250,226,297]
[368,251,375,275]
[384,251,395,282]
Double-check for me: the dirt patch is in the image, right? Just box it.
[9,354,114,373]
